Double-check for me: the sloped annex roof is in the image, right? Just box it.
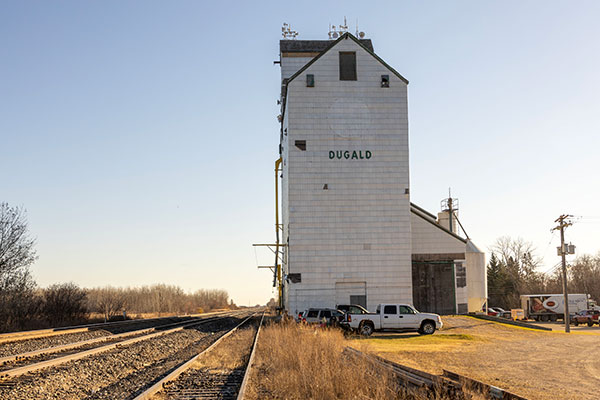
[285,32,409,85]
[410,203,467,244]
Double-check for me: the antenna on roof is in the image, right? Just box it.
[329,18,350,39]
[282,23,299,39]
[339,17,348,33]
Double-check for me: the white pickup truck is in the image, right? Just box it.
[342,304,443,336]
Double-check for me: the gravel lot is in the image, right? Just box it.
[354,316,600,400]
[0,317,243,400]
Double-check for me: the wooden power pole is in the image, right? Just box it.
[552,214,574,333]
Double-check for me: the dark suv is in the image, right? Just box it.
[302,308,344,325]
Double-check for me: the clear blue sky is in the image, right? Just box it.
[2,1,599,305]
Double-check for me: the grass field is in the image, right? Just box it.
[350,316,600,400]
[246,320,485,400]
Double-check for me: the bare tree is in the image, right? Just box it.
[42,283,88,326]
[87,287,127,322]
[0,203,37,281]
[488,237,545,308]
[0,203,39,332]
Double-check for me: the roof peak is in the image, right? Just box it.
[280,33,373,53]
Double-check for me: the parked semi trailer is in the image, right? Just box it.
[520,294,589,321]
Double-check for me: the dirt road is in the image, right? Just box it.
[352,316,600,400]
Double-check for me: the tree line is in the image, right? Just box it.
[487,236,600,309]
[0,202,234,333]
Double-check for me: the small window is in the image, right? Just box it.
[307,310,319,318]
[306,74,314,87]
[383,305,397,315]
[350,295,366,308]
[339,52,357,81]
[398,306,414,314]
[294,140,306,151]
[456,262,466,288]
[381,75,389,88]
[321,310,331,319]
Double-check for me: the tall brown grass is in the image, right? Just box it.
[245,321,449,400]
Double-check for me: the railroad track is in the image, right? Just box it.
[0,313,240,376]
[133,311,264,400]
[0,309,238,345]
[0,311,255,399]
[344,347,528,400]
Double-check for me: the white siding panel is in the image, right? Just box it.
[410,212,466,254]
[282,38,412,313]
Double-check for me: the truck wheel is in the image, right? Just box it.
[574,320,579,326]
[359,322,374,336]
[540,315,549,322]
[550,315,558,322]
[419,321,435,335]
[588,320,594,327]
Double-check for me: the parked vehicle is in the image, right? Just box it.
[493,307,511,319]
[571,309,600,327]
[487,307,501,317]
[520,294,590,322]
[336,304,369,315]
[302,308,344,325]
[342,304,442,336]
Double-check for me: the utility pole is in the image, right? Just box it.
[552,214,574,333]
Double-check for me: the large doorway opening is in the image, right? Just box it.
[335,282,367,308]
[411,261,456,315]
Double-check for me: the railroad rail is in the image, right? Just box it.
[236,312,264,400]
[344,347,528,400]
[133,311,264,400]
[0,309,239,344]
[0,311,248,380]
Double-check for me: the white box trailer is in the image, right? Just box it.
[520,294,589,321]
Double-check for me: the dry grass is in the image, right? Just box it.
[245,320,477,400]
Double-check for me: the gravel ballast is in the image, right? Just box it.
[0,317,244,400]
[0,330,111,358]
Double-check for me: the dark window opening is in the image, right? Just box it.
[398,305,414,314]
[456,262,466,288]
[306,74,314,87]
[381,74,390,87]
[294,140,306,151]
[307,310,318,318]
[350,295,367,308]
[288,273,301,283]
[339,52,357,81]
[383,305,397,315]
[321,310,331,319]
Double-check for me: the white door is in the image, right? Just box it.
[381,305,400,329]
[398,305,421,328]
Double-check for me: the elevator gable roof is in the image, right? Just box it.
[284,32,409,85]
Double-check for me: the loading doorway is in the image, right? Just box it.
[335,282,367,309]
[412,261,456,315]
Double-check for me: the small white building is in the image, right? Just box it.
[277,32,486,315]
